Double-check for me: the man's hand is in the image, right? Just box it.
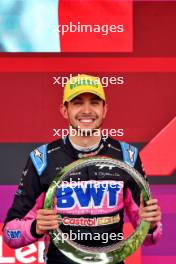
[139,195,161,230]
[36,209,59,235]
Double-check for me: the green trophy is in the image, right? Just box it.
[44,156,151,263]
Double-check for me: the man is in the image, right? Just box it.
[3,74,162,264]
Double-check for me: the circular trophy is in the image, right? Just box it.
[44,156,151,263]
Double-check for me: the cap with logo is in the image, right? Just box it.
[63,74,106,104]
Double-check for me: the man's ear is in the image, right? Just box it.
[103,103,108,119]
[60,104,69,119]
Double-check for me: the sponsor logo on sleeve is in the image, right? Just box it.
[6,230,21,240]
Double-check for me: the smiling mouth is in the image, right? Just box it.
[78,118,96,123]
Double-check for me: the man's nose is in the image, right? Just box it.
[82,102,92,114]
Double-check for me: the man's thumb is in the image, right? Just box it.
[140,193,144,208]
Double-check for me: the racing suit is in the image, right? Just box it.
[3,136,162,264]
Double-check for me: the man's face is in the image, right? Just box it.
[61,93,107,134]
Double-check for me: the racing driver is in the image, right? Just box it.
[3,74,162,264]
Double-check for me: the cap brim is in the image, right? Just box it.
[64,90,105,103]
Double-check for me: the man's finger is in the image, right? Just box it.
[37,224,58,231]
[37,220,59,226]
[36,214,58,221]
[142,216,161,222]
[141,210,160,218]
[37,209,57,215]
[146,199,158,206]
[140,193,144,208]
[142,204,159,212]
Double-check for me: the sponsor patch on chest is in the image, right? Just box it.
[55,180,124,215]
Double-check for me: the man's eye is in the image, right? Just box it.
[92,101,99,105]
[73,101,82,105]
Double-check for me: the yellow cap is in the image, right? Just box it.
[63,74,106,104]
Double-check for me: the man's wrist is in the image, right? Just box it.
[148,224,157,234]
[30,220,44,238]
